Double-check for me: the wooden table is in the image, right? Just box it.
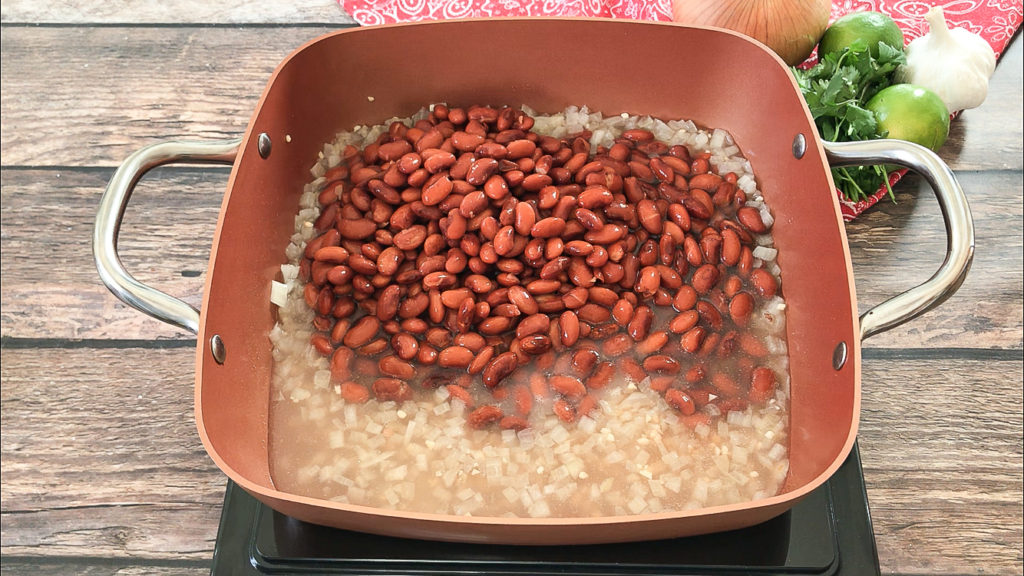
[1,3,1021,574]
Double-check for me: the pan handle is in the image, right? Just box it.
[823,139,975,341]
[93,139,241,335]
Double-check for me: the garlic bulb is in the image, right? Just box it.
[671,0,831,66]
[897,7,997,111]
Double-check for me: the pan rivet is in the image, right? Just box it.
[210,334,226,365]
[792,134,807,159]
[257,133,272,159]
[832,341,848,370]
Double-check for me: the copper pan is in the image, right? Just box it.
[94,19,973,544]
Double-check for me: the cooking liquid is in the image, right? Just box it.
[268,107,790,518]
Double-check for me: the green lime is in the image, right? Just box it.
[866,84,950,151]
[819,11,904,58]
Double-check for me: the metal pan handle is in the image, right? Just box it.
[93,139,241,335]
[823,139,975,341]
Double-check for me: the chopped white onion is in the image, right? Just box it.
[270,281,290,307]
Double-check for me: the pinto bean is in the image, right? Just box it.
[680,326,706,354]
[553,399,577,422]
[372,378,412,402]
[665,389,696,415]
[570,348,599,377]
[507,285,539,315]
[750,268,779,298]
[359,338,389,356]
[585,362,616,390]
[576,303,611,324]
[393,225,428,250]
[737,206,769,234]
[439,345,474,368]
[729,291,756,326]
[421,174,454,206]
[466,158,499,186]
[530,217,567,238]
[636,331,669,355]
[337,218,377,240]
[738,246,755,278]
[519,334,552,355]
[454,332,486,353]
[578,186,614,209]
[700,233,722,265]
[720,228,742,266]
[588,286,618,307]
[478,316,512,335]
[458,274,489,293]
[622,128,654,142]
[342,316,380,348]
[636,199,663,234]
[526,279,561,295]
[619,357,646,383]
[379,356,415,379]
[516,313,551,339]
[340,381,370,404]
[696,300,724,330]
[391,332,419,360]
[627,305,653,341]
[670,309,700,334]
[499,415,530,431]
[635,265,661,297]
[376,284,402,321]
[691,264,720,294]
[749,367,777,403]
[550,375,586,398]
[467,405,503,429]
[601,333,633,356]
[611,298,634,326]
[643,354,680,374]
[417,344,439,365]
[481,352,518,388]
[559,311,580,347]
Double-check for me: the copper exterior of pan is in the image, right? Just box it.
[94,18,971,545]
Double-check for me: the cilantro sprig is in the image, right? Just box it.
[793,40,906,202]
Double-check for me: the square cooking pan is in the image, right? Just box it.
[94,19,973,544]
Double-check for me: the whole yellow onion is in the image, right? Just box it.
[672,0,831,66]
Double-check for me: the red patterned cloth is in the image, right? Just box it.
[338,0,1022,219]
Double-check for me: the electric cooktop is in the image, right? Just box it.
[210,441,879,575]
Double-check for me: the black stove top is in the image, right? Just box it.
[210,442,879,575]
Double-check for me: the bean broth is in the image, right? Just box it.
[267,106,790,517]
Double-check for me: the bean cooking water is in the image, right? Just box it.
[268,105,790,518]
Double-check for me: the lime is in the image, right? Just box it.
[819,11,904,58]
[865,84,950,151]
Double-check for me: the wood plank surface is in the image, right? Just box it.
[2,167,1019,348]
[0,564,208,576]
[1,26,1020,170]
[858,353,1024,575]
[848,169,1024,350]
[0,26,339,167]
[1,347,222,561]
[1,0,354,25]
[1,347,1020,572]
[941,39,1024,171]
[1,167,223,341]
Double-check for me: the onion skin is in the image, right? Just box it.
[671,0,831,66]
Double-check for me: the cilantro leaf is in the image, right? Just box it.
[793,43,906,202]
